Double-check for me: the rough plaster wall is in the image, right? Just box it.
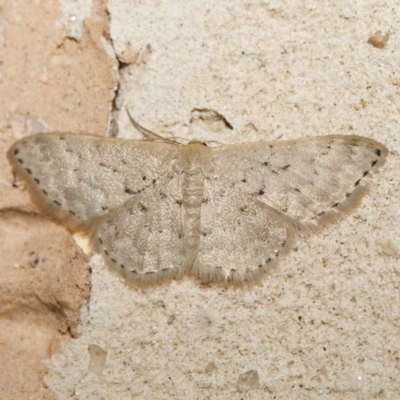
[44,1,399,399]
[1,0,398,399]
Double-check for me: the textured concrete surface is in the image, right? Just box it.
[46,1,399,399]
[1,0,399,399]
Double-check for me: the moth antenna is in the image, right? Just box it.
[126,109,181,145]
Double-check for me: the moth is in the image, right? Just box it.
[8,123,387,284]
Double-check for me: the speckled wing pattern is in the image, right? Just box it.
[196,135,388,282]
[7,133,187,284]
[8,133,387,284]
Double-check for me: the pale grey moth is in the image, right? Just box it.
[7,126,388,285]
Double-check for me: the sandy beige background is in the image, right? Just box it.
[1,0,399,399]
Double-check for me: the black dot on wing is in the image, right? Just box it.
[131,269,137,274]
[25,168,32,174]
[111,258,117,263]
[34,178,40,184]
[346,193,351,198]
[318,211,325,216]
[139,203,148,212]
[14,148,19,155]
[120,264,125,269]
[266,258,272,263]
[53,200,61,206]
[98,237,103,244]
[375,149,381,157]
[332,203,339,208]
[363,171,369,177]
[258,189,265,195]
[18,158,24,164]
[142,176,147,181]
[42,189,48,195]
[176,199,182,206]
[355,179,361,187]
[371,160,377,167]
[69,210,76,215]
[104,250,109,256]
